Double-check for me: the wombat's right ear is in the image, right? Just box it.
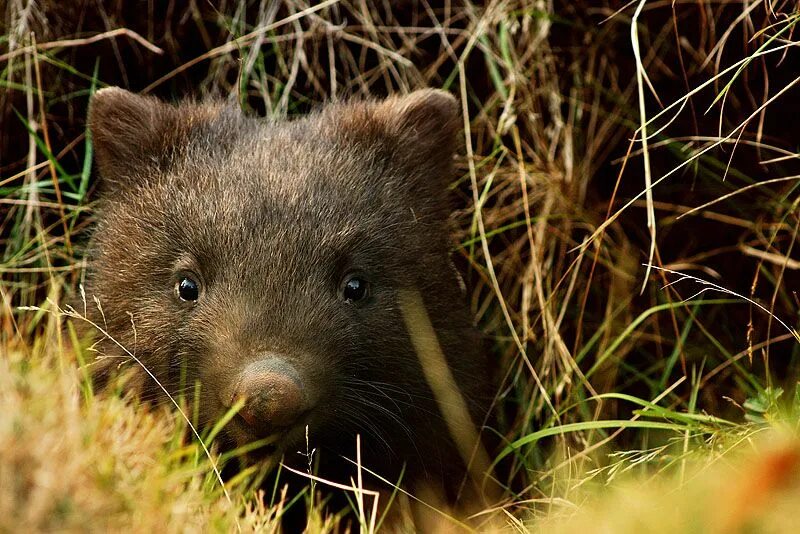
[88,87,215,188]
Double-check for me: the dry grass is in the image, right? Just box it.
[0,338,276,532]
[538,429,800,533]
[2,0,800,531]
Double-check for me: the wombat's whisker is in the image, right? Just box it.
[340,392,411,434]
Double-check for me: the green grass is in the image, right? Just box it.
[2,0,800,531]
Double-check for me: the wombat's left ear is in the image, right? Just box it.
[337,89,461,192]
[377,88,460,142]
[88,87,220,189]
[374,89,461,172]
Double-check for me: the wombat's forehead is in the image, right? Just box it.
[156,163,392,245]
[176,138,398,219]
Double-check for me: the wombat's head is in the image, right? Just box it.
[83,88,479,471]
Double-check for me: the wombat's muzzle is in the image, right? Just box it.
[223,357,308,431]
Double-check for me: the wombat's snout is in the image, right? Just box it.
[225,357,307,430]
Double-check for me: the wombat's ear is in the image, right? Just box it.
[376,89,460,142]
[373,89,461,172]
[88,87,217,188]
[336,89,461,192]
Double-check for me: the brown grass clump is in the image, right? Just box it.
[538,431,800,534]
[0,338,279,532]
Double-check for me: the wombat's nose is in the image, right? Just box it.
[230,358,306,430]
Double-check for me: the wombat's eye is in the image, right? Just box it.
[341,276,369,304]
[177,276,200,302]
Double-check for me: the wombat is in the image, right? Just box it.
[81,87,492,515]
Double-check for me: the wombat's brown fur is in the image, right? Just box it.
[81,87,491,513]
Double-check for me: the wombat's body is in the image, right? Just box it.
[82,88,490,510]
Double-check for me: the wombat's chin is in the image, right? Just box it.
[223,410,312,462]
